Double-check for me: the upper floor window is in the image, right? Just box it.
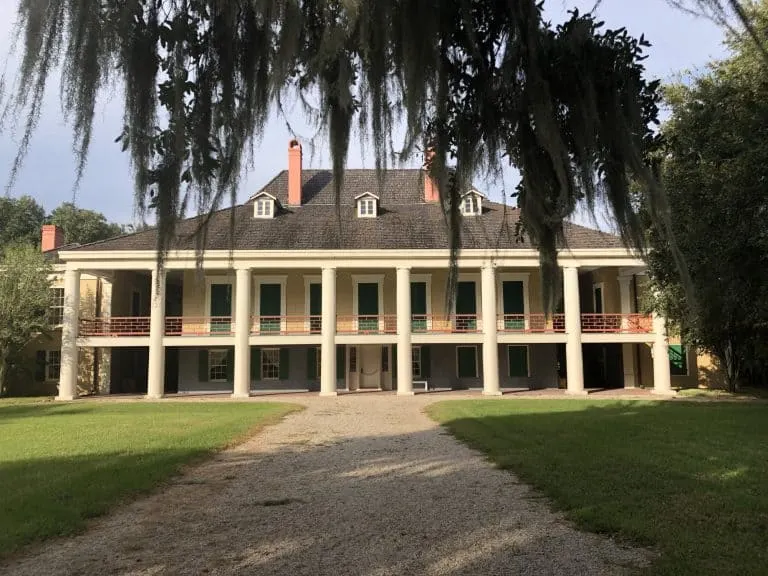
[355,192,379,218]
[252,192,279,219]
[49,287,64,325]
[460,191,483,216]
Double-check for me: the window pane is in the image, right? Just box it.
[209,350,228,381]
[262,348,280,380]
[668,345,687,376]
[49,288,64,325]
[47,351,61,381]
[412,347,422,378]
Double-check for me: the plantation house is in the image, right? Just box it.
[38,141,699,400]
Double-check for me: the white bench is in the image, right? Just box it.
[413,380,431,392]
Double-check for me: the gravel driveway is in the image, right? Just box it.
[0,394,650,575]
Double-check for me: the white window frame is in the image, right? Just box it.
[253,196,275,219]
[456,345,479,378]
[497,272,531,330]
[253,276,287,333]
[261,348,280,380]
[208,349,229,382]
[45,350,61,382]
[593,282,605,314]
[412,346,422,378]
[507,345,530,378]
[357,197,377,218]
[459,193,482,216]
[49,287,65,326]
[352,274,385,332]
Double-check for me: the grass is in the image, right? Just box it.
[427,399,768,576]
[677,386,768,400]
[0,400,299,557]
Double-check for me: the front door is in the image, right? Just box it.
[309,283,322,333]
[210,283,232,332]
[502,280,525,330]
[260,284,281,332]
[359,345,382,389]
[358,282,379,332]
[411,281,427,332]
[455,281,477,330]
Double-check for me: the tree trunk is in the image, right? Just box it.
[0,351,8,397]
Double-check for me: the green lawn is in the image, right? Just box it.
[0,400,299,557]
[427,399,768,576]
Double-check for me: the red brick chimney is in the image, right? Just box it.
[287,139,302,206]
[423,148,439,203]
[41,224,64,252]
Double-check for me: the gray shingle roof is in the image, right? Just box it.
[69,169,624,252]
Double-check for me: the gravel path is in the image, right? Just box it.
[0,395,651,575]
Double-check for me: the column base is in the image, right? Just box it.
[482,389,503,397]
[145,393,164,400]
[231,392,251,399]
[565,389,589,397]
[319,391,338,397]
[56,394,76,401]
[651,388,677,397]
[397,390,415,396]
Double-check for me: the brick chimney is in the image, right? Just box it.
[423,148,439,203]
[287,139,302,206]
[41,224,64,252]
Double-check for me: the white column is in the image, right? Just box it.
[481,263,501,395]
[564,266,585,395]
[233,268,252,398]
[652,313,674,395]
[320,267,337,396]
[57,268,81,401]
[618,275,637,388]
[146,266,166,399]
[396,267,414,395]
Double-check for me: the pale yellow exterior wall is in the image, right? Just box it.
[589,268,621,313]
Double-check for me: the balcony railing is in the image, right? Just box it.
[337,315,398,335]
[497,314,566,333]
[410,314,482,334]
[581,313,653,334]
[250,315,322,335]
[79,317,150,337]
[165,316,234,336]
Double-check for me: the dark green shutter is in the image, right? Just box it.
[503,281,525,329]
[392,345,397,380]
[307,347,317,380]
[309,284,322,315]
[456,282,477,314]
[594,287,604,313]
[457,346,477,378]
[410,283,427,314]
[669,345,687,376]
[226,348,235,382]
[421,346,431,378]
[34,351,46,382]
[508,346,529,377]
[279,348,290,380]
[198,350,209,382]
[251,348,261,381]
[336,346,345,380]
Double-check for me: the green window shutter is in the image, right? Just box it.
[34,351,46,382]
[669,345,687,376]
[307,347,317,380]
[421,346,431,378]
[410,282,427,314]
[457,346,478,378]
[279,348,291,380]
[198,350,209,382]
[226,348,235,382]
[358,283,379,315]
[456,282,477,314]
[251,348,261,381]
[309,284,322,315]
[336,346,345,380]
[508,346,529,377]
[502,281,525,330]
[392,345,397,380]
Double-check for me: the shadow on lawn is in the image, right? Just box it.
[1,400,766,576]
[0,404,101,422]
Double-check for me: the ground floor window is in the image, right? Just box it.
[456,346,478,378]
[209,350,229,382]
[45,351,61,381]
[262,348,280,380]
[381,346,389,372]
[349,346,357,372]
[669,345,688,376]
[508,345,529,378]
[412,346,422,378]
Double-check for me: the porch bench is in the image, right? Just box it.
[413,380,432,392]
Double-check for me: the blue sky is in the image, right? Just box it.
[0,0,727,226]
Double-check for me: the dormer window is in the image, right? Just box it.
[355,192,379,218]
[459,189,485,216]
[252,192,279,219]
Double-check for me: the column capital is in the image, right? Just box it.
[396,266,412,272]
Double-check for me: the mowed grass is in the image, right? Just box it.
[0,400,300,557]
[427,399,768,576]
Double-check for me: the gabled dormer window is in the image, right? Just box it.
[459,189,485,216]
[252,192,279,219]
[355,192,379,218]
